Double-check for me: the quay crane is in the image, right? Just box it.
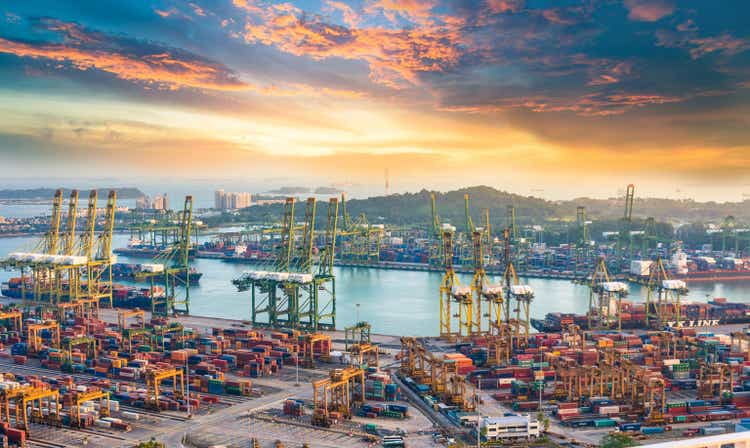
[439,224,472,339]
[645,256,688,327]
[233,198,339,331]
[502,229,534,348]
[587,257,629,331]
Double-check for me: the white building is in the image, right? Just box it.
[482,415,541,441]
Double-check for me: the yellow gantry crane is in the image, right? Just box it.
[399,337,477,410]
[502,228,534,348]
[0,309,23,332]
[312,367,365,427]
[348,343,379,368]
[70,389,110,427]
[470,229,506,337]
[118,308,145,330]
[145,367,185,410]
[27,321,60,354]
[439,226,472,339]
[0,386,62,434]
[300,333,332,368]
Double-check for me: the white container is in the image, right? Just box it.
[121,411,140,421]
[630,260,653,276]
[601,282,628,293]
[141,263,165,273]
[94,419,112,428]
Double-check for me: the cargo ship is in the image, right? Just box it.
[113,238,196,259]
[630,254,750,284]
[531,298,750,332]
[1,278,166,309]
[110,263,202,284]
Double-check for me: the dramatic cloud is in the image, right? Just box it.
[234,0,465,88]
[0,0,749,195]
[0,19,248,91]
[623,0,674,22]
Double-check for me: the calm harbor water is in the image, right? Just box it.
[1,234,749,336]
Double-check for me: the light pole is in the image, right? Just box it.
[186,357,191,418]
[295,348,300,386]
[476,376,481,448]
[356,303,360,324]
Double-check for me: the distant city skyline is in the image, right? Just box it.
[0,1,748,201]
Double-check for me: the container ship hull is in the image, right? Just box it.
[532,298,750,332]
[110,263,202,285]
[1,279,166,309]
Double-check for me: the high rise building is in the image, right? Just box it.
[214,190,252,210]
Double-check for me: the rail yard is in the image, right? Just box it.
[1,188,750,448]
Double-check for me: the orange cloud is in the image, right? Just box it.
[365,0,436,25]
[438,92,684,117]
[688,34,749,59]
[486,0,524,14]
[623,0,673,22]
[236,1,464,88]
[0,37,249,91]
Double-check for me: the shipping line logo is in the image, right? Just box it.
[664,319,720,328]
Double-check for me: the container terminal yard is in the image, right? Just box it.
[2,189,750,447]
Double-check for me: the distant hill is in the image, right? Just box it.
[266,186,310,195]
[214,185,749,229]
[0,187,145,200]
[314,186,343,195]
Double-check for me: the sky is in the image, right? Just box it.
[0,0,749,200]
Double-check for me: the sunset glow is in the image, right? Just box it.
[1,1,748,198]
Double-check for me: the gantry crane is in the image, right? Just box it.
[63,335,97,363]
[144,196,194,315]
[428,192,444,268]
[398,337,478,410]
[616,184,636,270]
[588,257,629,330]
[233,198,339,331]
[70,388,110,427]
[731,330,750,360]
[27,321,60,354]
[0,309,23,332]
[502,229,534,347]
[344,321,371,350]
[0,385,62,434]
[122,327,154,353]
[145,367,185,410]
[312,367,365,427]
[697,361,733,400]
[50,189,79,305]
[573,206,593,276]
[86,190,116,308]
[118,308,146,330]
[439,226,472,339]
[300,333,332,368]
[470,229,505,336]
[645,256,688,327]
[348,343,379,368]
[339,194,381,264]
